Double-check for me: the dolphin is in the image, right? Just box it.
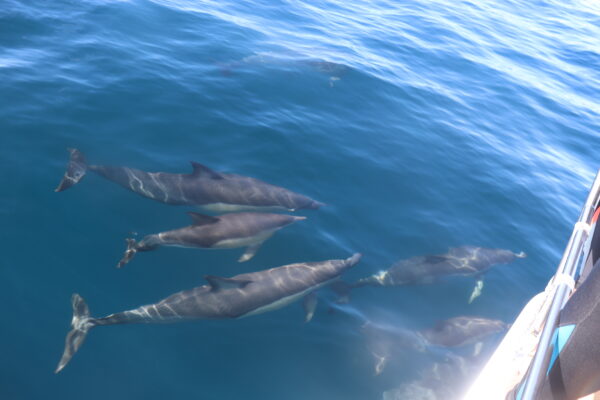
[360,321,427,376]
[361,316,506,375]
[118,212,305,267]
[333,246,526,303]
[419,316,508,349]
[218,52,348,78]
[55,254,362,373]
[55,148,323,212]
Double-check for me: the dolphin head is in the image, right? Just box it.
[452,247,527,273]
[287,194,325,211]
[485,248,527,265]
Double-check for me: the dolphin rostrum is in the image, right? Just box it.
[333,246,526,303]
[55,254,362,373]
[55,148,324,212]
[118,212,305,267]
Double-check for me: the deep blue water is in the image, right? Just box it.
[2,0,599,398]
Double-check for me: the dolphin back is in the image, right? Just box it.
[195,171,324,211]
[230,253,363,318]
[180,254,363,320]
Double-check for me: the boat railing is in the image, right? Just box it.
[519,169,600,400]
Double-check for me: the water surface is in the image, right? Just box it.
[1,0,599,398]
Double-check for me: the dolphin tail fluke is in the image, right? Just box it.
[117,238,138,268]
[55,148,88,192]
[55,294,95,374]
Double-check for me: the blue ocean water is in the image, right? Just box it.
[1,0,599,398]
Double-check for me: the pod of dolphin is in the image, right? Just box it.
[53,148,527,383]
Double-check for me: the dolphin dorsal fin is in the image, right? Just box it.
[187,212,220,225]
[204,275,252,291]
[190,161,224,179]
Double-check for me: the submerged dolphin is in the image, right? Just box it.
[118,212,305,267]
[361,316,506,375]
[55,254,362,373]
[419,316,508,349]
[382,354,484,400]
[333,246,526,303]
[55,148,323,212]
[218,53,348,78]
[360,321,427,376]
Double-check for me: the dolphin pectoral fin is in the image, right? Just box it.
[473,341,483,357]
[302,292,318,323]
[468,279,484,303]
[238,242,263,263]
[205,275,252,291]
